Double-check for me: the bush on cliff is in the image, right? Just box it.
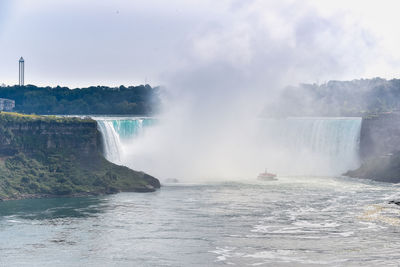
[0,150,160,200]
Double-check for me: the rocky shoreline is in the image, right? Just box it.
[344,152,400,183]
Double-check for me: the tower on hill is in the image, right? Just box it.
[19,57,24,86]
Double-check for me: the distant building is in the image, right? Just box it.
[0,98,15,111]
[19,57,24,86]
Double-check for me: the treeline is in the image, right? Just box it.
[0,84,160,115]
[265,78,400,117]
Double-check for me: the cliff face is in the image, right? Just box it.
[359,113,400,161]
[0,118,100,156]
[0,113,160,200]
[345,113,400,182]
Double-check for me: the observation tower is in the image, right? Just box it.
[19,57,24,86]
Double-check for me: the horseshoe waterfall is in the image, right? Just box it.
[95,117,362,177]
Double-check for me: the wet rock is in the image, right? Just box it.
[388,200,400,206]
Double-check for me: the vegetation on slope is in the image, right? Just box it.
[0,111,93,122]
[0,152,159,200]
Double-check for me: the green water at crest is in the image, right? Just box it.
[111,119,156,139]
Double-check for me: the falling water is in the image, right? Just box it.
[111,119,156,139]
[96,117,362,176]
[95,117,156,164]
[259,117,362,175]
[96,120,123,163]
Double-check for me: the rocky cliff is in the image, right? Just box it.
[0,115,100,156]
[0,113,160,200]
[359,113,400,161]
[345,112,400,182]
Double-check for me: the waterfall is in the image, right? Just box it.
[96,120,123,163]
[95,116,362,177]
[111,119,156,139]
[95,117,156,164]
[259,117,362,175]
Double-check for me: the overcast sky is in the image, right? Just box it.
[1,0,400,87]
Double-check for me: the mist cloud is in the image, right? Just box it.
[116,1,379,180]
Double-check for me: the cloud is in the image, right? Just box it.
[166,0,377,95]
[0,0,398,87]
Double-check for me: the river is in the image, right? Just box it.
[1,176,400,266]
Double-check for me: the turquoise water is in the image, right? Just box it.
[2,177,400,266]
[94,117,157,163]
[112,119,156,139]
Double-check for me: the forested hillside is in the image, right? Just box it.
[0,84,160,115]
[265,78,400,117]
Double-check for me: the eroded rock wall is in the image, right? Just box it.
[0,119,100,156]
[360,113,400,161]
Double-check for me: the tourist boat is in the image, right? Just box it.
[257,169,277,181]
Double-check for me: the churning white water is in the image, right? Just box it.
[94,116,362,178]
[3,178,400,266]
